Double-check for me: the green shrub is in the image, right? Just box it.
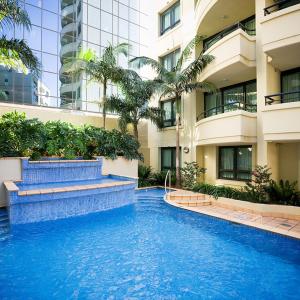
[0,112,142,161]
[151,170,176,186]
[181,161,206,190]
[192,182,249,201]
[138,165,153,187]
[267,180,299,206]
[0,111,46,158]
[245,165,272,203]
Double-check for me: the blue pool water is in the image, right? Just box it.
[1,188,300,299]
[16,176,124,191]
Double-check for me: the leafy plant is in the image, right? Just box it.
[138,164,153,187]
[181,161,206,190]
[0,112,142,161]
[106,71,164,139]
[244,165,272,203]
[151,170,176,186]
[0,111,45,158]
[192,182,249,201]
[131,35,215,186]
[0,0,39,74]
[267,180,299,206]
[65,43,129,129]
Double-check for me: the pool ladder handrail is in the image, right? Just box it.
[164,170,171,195]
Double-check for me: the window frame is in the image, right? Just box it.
[160,48,180,72]
[204,80,257,118]
[161,147,181,171]
[160,97,180,128]
[218,145,253,181]
[160,1,180,36]
[280,67,300,103]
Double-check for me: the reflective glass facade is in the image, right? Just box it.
[0,0,147,113]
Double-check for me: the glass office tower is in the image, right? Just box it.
[0,0,147,112]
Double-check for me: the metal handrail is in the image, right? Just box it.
[265,91,300,105]
[196,102,257,121]
[164,170,171,195]
[203,20,256,52]
[264,0,300,15]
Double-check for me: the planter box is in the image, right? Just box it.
[208,195,300,220]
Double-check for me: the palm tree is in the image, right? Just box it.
[65,43,129,129]
[106,70,163,140]
[0,0,39,73]
[130,35,215,186]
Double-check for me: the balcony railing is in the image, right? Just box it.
[264,0,300,15]
[265,91,300,105]
[196,102,257,121]
[203,17,255,52]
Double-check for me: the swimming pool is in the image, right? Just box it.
[1,187,300,299]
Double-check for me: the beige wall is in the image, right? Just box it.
[0,102,118,129]
[0,158,22,207]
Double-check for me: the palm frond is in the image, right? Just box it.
[181,53,214,83]
[129,56,167,77]
[112,42,130,57]
[0,37,40,74]
[176,35,205,71]
[184,81,216,94]
[140,106,164,128]
[0,0,31,31]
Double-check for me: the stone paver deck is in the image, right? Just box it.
[166,194,300,240]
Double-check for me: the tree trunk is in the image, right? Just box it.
[102,80,107,129]
[175,96,181,188]
[133,123,138,140]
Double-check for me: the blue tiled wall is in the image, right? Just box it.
[7,158,136,224]
[21,158,103,184]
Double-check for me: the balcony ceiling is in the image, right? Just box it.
[196,0,255,37]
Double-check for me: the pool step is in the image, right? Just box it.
[0,209,10,241]
[166,191,211,207]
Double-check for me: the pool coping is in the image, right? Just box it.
[4,180,136,196]
[164,193,300,240]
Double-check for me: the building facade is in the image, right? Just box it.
[0,0,148,113]
[147,0,300,189]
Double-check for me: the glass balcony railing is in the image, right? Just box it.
[264,0,300,15]
[265,91,300,105]
[203,16,255,52]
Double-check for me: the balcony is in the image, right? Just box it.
[263,91,300,141]
[261,1,300,70]
[199,29,256,86]
[195,0,254,39]
[195,110,257,146]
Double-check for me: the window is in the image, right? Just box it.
[281,68,300,103]
[161,147,180,171]
[161,48,180,71]
[203,80,257,119]
[219,146,252,181]
[160,2,180,35]
[161,98,180,127]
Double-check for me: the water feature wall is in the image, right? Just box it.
[5,158,136,224]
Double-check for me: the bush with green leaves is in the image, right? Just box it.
[138,165,153,187]
[192,182,249,201]
[267,180,299,206]
[137,165,176,188]
[0,112,142,161]
[0,111,46,158]
[181,161,206,190]
[244,165,272,203]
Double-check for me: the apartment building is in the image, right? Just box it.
[147,0,300,188]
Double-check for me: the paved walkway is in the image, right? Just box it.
[167,197,300,239]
